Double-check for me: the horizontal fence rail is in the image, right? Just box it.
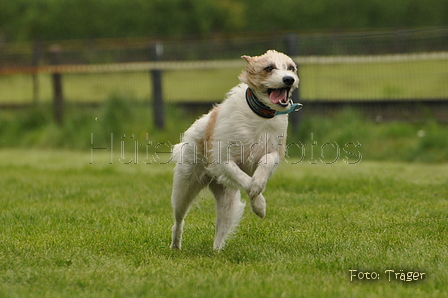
[2,51,448,75]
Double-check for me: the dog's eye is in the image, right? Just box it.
[264,66,274,73]
[288,65,296,72]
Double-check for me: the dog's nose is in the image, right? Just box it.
[283,76,295,86]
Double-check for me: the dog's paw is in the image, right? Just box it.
[248,178,266,199]
[250,194,266,218]
[170,241,181,249]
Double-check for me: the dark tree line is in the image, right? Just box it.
[1,0,447,42]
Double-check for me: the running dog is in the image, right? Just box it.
[170,50,302,250]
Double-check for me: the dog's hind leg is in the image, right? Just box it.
[209,181,245,251]
[250,193,266,218]
[170,165,207,249]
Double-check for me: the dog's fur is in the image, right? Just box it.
[170,50,300,250]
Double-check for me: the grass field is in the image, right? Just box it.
[1,149,447,297]
[1,58,447,104]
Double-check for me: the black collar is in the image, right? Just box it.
[245,88,277,118]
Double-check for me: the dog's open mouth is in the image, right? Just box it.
[267,88,290,107]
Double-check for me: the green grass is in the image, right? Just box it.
[0,68,241,104]
[301,59,448,100]
[1,59,447,104]
[1,149,447,297]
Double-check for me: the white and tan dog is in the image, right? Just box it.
[170,50,302,250]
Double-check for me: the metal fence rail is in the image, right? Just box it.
[1,28,447,126]
[1,27,448,66]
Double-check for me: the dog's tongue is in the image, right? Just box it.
[269,89,287,104]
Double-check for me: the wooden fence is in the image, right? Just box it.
[1,33,448,127]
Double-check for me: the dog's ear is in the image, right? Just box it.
[241,55,253,63]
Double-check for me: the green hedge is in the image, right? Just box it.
[1,0,447,41]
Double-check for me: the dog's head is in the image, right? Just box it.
[239,50,299,111]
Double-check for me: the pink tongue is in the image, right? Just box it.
[269,89,287,104]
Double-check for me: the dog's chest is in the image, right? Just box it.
[214,116,287,165]
[243,121,285,153]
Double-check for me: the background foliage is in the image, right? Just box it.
[1,0,448,42]
[0,96,447,163]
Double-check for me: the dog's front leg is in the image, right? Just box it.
[249,151,279,197]
[248,152,280,218]
[216,161,252,191]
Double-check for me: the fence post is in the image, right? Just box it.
[284,34,301,133]
[49,44,64,126]
[150,42,164,130]
[394,30,405,53]
[32,40,42,104]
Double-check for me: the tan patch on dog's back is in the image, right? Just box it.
[204,106,220,152]
[196,106,219,161]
